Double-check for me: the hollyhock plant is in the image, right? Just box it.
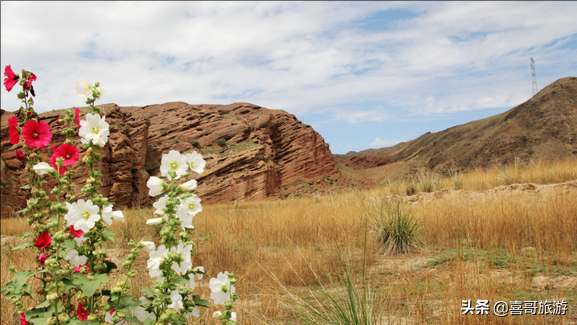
[69,225,84,238]
[76,303,88,321]
[65,249,88,267]
[185,151,206,174]
[74,78,92,97]
[32,162,55,175]
[3,65,19,92]
[160,150,188,180]
[52,143,79,167]
[15,150,26,162]
[79,113,110,146]
[146,176,166,196]
[38,253,47,266]
[23,72,36,91]
[210,271,236,305]
[64,199,100,233]
[75,107,81,128]
[20,119,52,149]
[102,205,125,226]
[8,116,19,145]
[20,312,28,325]
[34,232,52,249]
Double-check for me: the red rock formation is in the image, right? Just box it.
[1,102,339,217]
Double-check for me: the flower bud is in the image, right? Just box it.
[87,314,98,320]
[58,313,70,322]
[47,292,58,301]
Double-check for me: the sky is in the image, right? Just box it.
[2,1,576,154]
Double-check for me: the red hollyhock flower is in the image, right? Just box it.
[3,65,19,92]
[77,302,88,321]
[53,143,79,166]
[21,120,52,149]
[8,116,19,145]
[38,253,47,265]
[75,108,81,128]
[15,150,26,161]
[35,232,52,249]
[20,312,28,325]
[70,225,84,238]
[23,72,36,90]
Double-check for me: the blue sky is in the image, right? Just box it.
[2,2,576,154]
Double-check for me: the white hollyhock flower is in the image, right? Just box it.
[191,306,201,318]
[231,312,237,322]
[74,235,88,246]
[134,297,155,322]
[160,150,188,180]
[153,195,169,215]
[141,241,156,253]
[112,211,124,223]
[209,271,235,305]
[180,179,197,191]
[180,196,202,217]
[74,78,92,97]
[168,290,183,312]
[147,245,168,278]
[212,311,222,318]
[170,242,192,275]
[64,199,100,233]
[33,162,55,175]
[101,205,123,226]
[65,249,87,267]
[147,176,166,197]
[195,266,204,280]
[79,113,110,146]
[146,217,163,225]
[186,273,196,290]
[185,152,206,174]
[176,206,194,230]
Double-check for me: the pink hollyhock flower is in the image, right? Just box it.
[75,108,81,128]
[77,302,88,321]
[38,253,47,265]
[23,72,36,90]
[3,65,19,92]
[20,120,52,149]
[50,143,79,175]
[35,232,52,249]
[8,116,19,145]
[15,150,26,162]
[20,312,28,325]
[70,225,84,238]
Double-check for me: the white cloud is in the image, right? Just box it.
[370,137,404,148]
[1,1,576,123]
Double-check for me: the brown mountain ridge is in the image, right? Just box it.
[335,76,577,180]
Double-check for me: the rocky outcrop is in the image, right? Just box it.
[1,102,339,217]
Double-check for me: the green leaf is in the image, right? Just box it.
[31,316,52,325]
[16,208,29,214]
[143,319,155,325]
[72,273,109,297]
[141,287,156,297]
[101,229,116,241]
[12,270,34,292]
[20,232,34,239]
[192,294,211,308]
[69,320,100,325]
[12,242,32,250]
[35,300,51,308]
[20,184,31,190]
[62,239,77,250]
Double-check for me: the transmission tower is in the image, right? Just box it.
[531,57,538,95]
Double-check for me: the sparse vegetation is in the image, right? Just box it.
[217,138,227,147]
[2,158,576,324]
[191,139,201,149]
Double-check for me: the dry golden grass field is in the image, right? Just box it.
[2,158,577,324]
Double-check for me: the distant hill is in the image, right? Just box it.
[335,77,577,179]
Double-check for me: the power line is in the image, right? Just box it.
[531,57,538,95]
